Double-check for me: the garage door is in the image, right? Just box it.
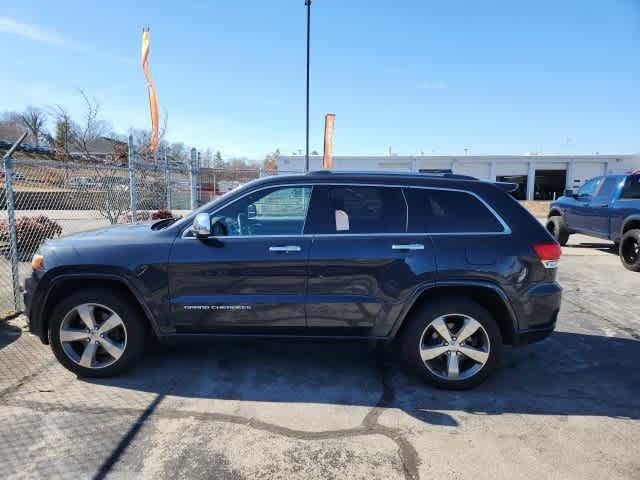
[573,162,606,186]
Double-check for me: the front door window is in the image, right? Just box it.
[193,186,312,237]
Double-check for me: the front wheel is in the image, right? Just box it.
[620,229,640,272]
[49,289,147,377]
[401,297,503,390]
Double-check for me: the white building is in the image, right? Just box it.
[277,154,640,200]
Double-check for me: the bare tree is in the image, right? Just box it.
[263,149,280,172]
[75,90,109,161]
[48,105,76,159]
[0,111,27,143]
[18,107,47,148]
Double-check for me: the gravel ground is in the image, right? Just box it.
[0,233,638,480]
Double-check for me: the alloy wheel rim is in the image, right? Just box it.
[622,237,640,265]
[419,313,490,381]
[59,303,127,369]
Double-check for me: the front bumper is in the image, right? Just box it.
[23,271,46,342]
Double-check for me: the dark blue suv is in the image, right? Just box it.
[24,171,562,389]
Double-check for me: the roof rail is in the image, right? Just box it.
[306,170,479,180]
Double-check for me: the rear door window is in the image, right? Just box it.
[304,185,407,234]
[404,188,505,233]
[621,176,640,199]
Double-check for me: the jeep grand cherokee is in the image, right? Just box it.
[24,171,562,389]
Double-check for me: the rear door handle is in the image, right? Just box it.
[269,245,301,252]
[392,243,424,251]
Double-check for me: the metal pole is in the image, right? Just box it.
[190,148,198,210]
[2,132,27,311]
[304,0,311,172]
[128,135,137,223]
[164,147,170,210]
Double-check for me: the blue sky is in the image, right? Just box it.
[1,0,638,158]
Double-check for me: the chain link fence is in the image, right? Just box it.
[0,145,291,317]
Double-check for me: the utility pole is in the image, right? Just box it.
[304,0,311,172]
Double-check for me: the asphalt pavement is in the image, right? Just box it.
[0,233,638,480]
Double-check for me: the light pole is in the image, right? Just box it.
[304,0,311,172]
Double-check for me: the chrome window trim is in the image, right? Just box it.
[181,182,512,239]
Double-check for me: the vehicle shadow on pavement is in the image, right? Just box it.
[0,320,22,349]
[85,330,640,424]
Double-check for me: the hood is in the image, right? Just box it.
[63,223,153,240]
[44,223,156,251]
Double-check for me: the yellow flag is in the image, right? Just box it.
[141,28,159,153]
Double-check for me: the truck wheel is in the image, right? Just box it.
[620,229,640,272]
[401,297,503,390]
[546,216,570,246]
[49,289,147,377]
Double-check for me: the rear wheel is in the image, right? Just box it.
[546,215,570,246]
[401,297,503,390]
[620,229,640,272]
[49,289,147,377]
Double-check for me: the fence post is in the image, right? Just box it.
[128,135,137,223]
[2,132,27,311]
[190,148,198,210]
[164,147,171,210]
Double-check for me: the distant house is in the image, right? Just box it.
[69,136,128,165]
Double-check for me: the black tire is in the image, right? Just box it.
[619,229,640,272]
[546,215,570,246]
[49,289,147,377]
[401,296,503,390]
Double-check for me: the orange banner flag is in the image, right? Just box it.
[141,27,159,153]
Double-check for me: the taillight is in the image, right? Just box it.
[533,242,562,269]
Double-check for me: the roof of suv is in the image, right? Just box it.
[305,170,478,181]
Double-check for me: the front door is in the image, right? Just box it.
[565,176,602,233]
[589,176,623,237]
[168,185,312,332]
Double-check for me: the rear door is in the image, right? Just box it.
[168,185,312,331]
[403,186,513,294]
[304,184,437,336]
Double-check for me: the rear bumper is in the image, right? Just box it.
[514,319,557,345]
[512,281,561,345]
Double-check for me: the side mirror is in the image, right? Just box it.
[192,213,211,238]
[247,204,257,219]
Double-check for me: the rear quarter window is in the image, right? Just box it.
[621,176,640,199]
[404,188,505,233]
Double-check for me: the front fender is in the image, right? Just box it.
[30,269,166,343]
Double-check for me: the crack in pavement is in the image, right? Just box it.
[1,349,421,480]
[562,296,640,340]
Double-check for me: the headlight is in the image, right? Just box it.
[31,254,44,271]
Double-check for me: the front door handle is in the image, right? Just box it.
[392,243,425,251]
[269,245,301,253]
